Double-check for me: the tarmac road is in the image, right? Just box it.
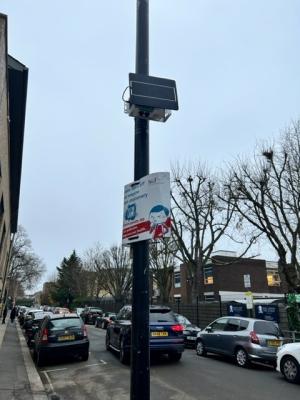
[36,325,300,400]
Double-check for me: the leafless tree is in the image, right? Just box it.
[149,239,177,303]
[8,226,45,301]
[84,244,132,305]
[225,122,300,292]
[82,245,106,299]
[171,163,256,302]
[101,245,132,306]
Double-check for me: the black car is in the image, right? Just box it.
[106,305,184,364]
[95,312,116,329]
[174,313,201,347]
[80,307,103,325]
[33,313,89,366]
[23,311,53,347]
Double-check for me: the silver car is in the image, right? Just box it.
[196,316,284,367]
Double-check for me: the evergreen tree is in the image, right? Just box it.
[53,251,83,307]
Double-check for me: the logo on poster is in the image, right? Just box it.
[125,204,137,221]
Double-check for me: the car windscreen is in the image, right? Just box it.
[90,309,102,312]
[149,310,175,323]
[48,318,82,330]
[254,321,282,336]
[176,315,192,325]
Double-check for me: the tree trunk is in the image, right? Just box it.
[278,255,298,293]
[191,261,202,303]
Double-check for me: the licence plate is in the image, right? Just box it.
[151,332,168,337]
[187,336,196,341]
[58,335,75,341]
[267,339,281,347]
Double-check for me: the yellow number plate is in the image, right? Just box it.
[267,339,281,347]
[151,332,168,337]
[58,335,75,341]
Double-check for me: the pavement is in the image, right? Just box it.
[0,317,48,400]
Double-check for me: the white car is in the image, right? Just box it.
[276,342,300,383]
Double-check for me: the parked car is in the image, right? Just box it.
[53,307,70,314]
[75,307,84,316]
[23,311,53,347]
[106,305,184,364]
[81,307,103,325]
[33,313,89,366]
[95,312,116,329]
[18,307,29,325]
[196,316,284,367]
[276,342,300,383]
[21,309,42,327]
[174,313,201,347]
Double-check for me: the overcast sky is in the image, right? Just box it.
[2,0,300,285]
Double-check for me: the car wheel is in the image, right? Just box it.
[80,351,89,362]
[105,332,110,351]
[101,321,106,329]
[36,351,46,367]
[281,356,300,383]
[196,340,207,357]
[119,338,130,365]
[32,349,37,361]
[235,348,249,368]
[169,352,182,362]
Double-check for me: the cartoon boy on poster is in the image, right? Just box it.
[149,205,171,240]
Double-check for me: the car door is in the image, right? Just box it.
[110,307,128,348]
[218,318,241,356]
[202,317,229,353]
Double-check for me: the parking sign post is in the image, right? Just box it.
[130,1,150,400]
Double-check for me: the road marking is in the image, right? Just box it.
[42,371,55,393]
[100,359,107,364]
[82,362,107,368]
[42,368,68,373]
[16,323,48,400]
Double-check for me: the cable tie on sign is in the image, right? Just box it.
[128,236,139,241]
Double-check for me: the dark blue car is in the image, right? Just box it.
[105,305,184,364]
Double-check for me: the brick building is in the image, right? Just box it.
[171,251,287,303]
[0,14,28,311]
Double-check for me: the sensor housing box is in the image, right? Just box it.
[124,73,178,122]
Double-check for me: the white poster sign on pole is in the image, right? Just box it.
[244,291,253,310]
[122,172,171,245]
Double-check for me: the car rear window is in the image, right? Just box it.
[239,319,249,331]
[176,315,192,325]
[254,321,282,336]
[150,310,176,323]
[49,318,82,330]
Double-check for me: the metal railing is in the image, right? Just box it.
[282,330,300,342]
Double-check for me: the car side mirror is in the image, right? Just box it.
[206,326,212,333]
[110,316,116,321]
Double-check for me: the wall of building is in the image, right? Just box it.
[170,256,287,303]
[0,15,11,305]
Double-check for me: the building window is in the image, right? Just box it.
[204,292,215,302]
[267,270,281,286]
[203,265,214,285]
[174,271,181,288]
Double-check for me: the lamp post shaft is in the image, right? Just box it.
[130,1,150,400]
